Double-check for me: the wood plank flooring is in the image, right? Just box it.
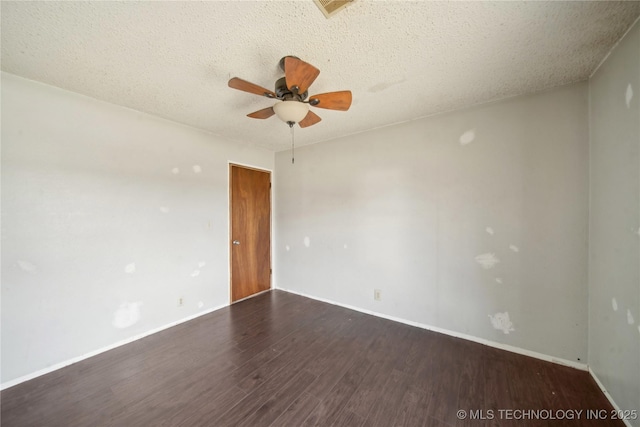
[1,290,622,426]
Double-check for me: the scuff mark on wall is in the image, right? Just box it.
[489,312,515,334]
[344,243,348,249]
[495,278,503,284]
[159,206,170,214]
[125,263,136,274]
[16,260,37,273]
[198,301,204,309]
[485,227,494,235]
[459,129,476,145]
[304,236,311,248]
[626,83,633,108]
[171,167,180,174]
[612,297,618,311]
[191,270,200,277]
[628,309,635,325]
[198,261,206,268]
[285,245,290,252]
[112,301,142,329]
[475,253,500,269]
[192,165,202,173]
[509,244,520,253]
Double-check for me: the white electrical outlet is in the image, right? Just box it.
[374,289,381,301]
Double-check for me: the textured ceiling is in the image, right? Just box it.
[2,1,639,151]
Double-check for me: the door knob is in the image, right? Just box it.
[232,240,240,245]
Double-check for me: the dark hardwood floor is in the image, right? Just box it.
[1,290,621,426]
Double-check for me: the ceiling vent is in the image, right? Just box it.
[313,0,355,18]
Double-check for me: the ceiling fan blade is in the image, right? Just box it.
[228,77,276,98]
[247,107,275,119]
[298,110,322,128]
[308,91,352,111]
[284,57,320,94]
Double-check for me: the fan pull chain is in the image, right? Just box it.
[288,121,295,164]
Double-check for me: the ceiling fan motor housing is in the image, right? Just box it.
[275,77,307,101]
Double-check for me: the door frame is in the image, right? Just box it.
[228,161,273,304]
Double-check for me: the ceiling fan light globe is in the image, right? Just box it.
[273,100,309,124]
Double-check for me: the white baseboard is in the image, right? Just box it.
[1,287,594,392]
[589,368,634,427]
[275,286,588,371]
[1,303,228,391]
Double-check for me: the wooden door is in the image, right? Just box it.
[230,164,271,302]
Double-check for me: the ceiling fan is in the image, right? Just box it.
[228,56,352,129]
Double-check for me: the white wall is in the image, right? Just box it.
[275,82,589,363]
[1,72,273,384]
[589,19,640,425]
